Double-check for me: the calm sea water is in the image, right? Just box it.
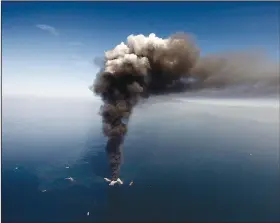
[2,96,280,222]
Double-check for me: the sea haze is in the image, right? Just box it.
[2,95,280,222]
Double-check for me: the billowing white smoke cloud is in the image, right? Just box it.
[94,32,279,97]
[102,33,199,79]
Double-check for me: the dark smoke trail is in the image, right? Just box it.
[91,33,279,181]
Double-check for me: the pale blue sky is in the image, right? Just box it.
[2,2,279,98]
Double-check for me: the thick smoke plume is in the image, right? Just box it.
[91,33,279,181]
[191,50,279,91]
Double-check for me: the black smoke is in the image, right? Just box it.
[90,33,279,181]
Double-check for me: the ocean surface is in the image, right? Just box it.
[2,95,280,222]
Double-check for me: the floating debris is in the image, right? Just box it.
[65,177,74,182]
[87,212,90,216]
[117,178,123,185]
[104,178,123,186]
[65,166,70,169]
[129,181,134,186]
[41,190,47,193]
[14,167,19,170]
[250,153,252,156]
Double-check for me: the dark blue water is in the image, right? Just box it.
[2,96,280,222]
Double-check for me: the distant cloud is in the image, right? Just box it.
[36,24,59,36]
[68,41,85,47]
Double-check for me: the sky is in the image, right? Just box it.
[2,1,279,98]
